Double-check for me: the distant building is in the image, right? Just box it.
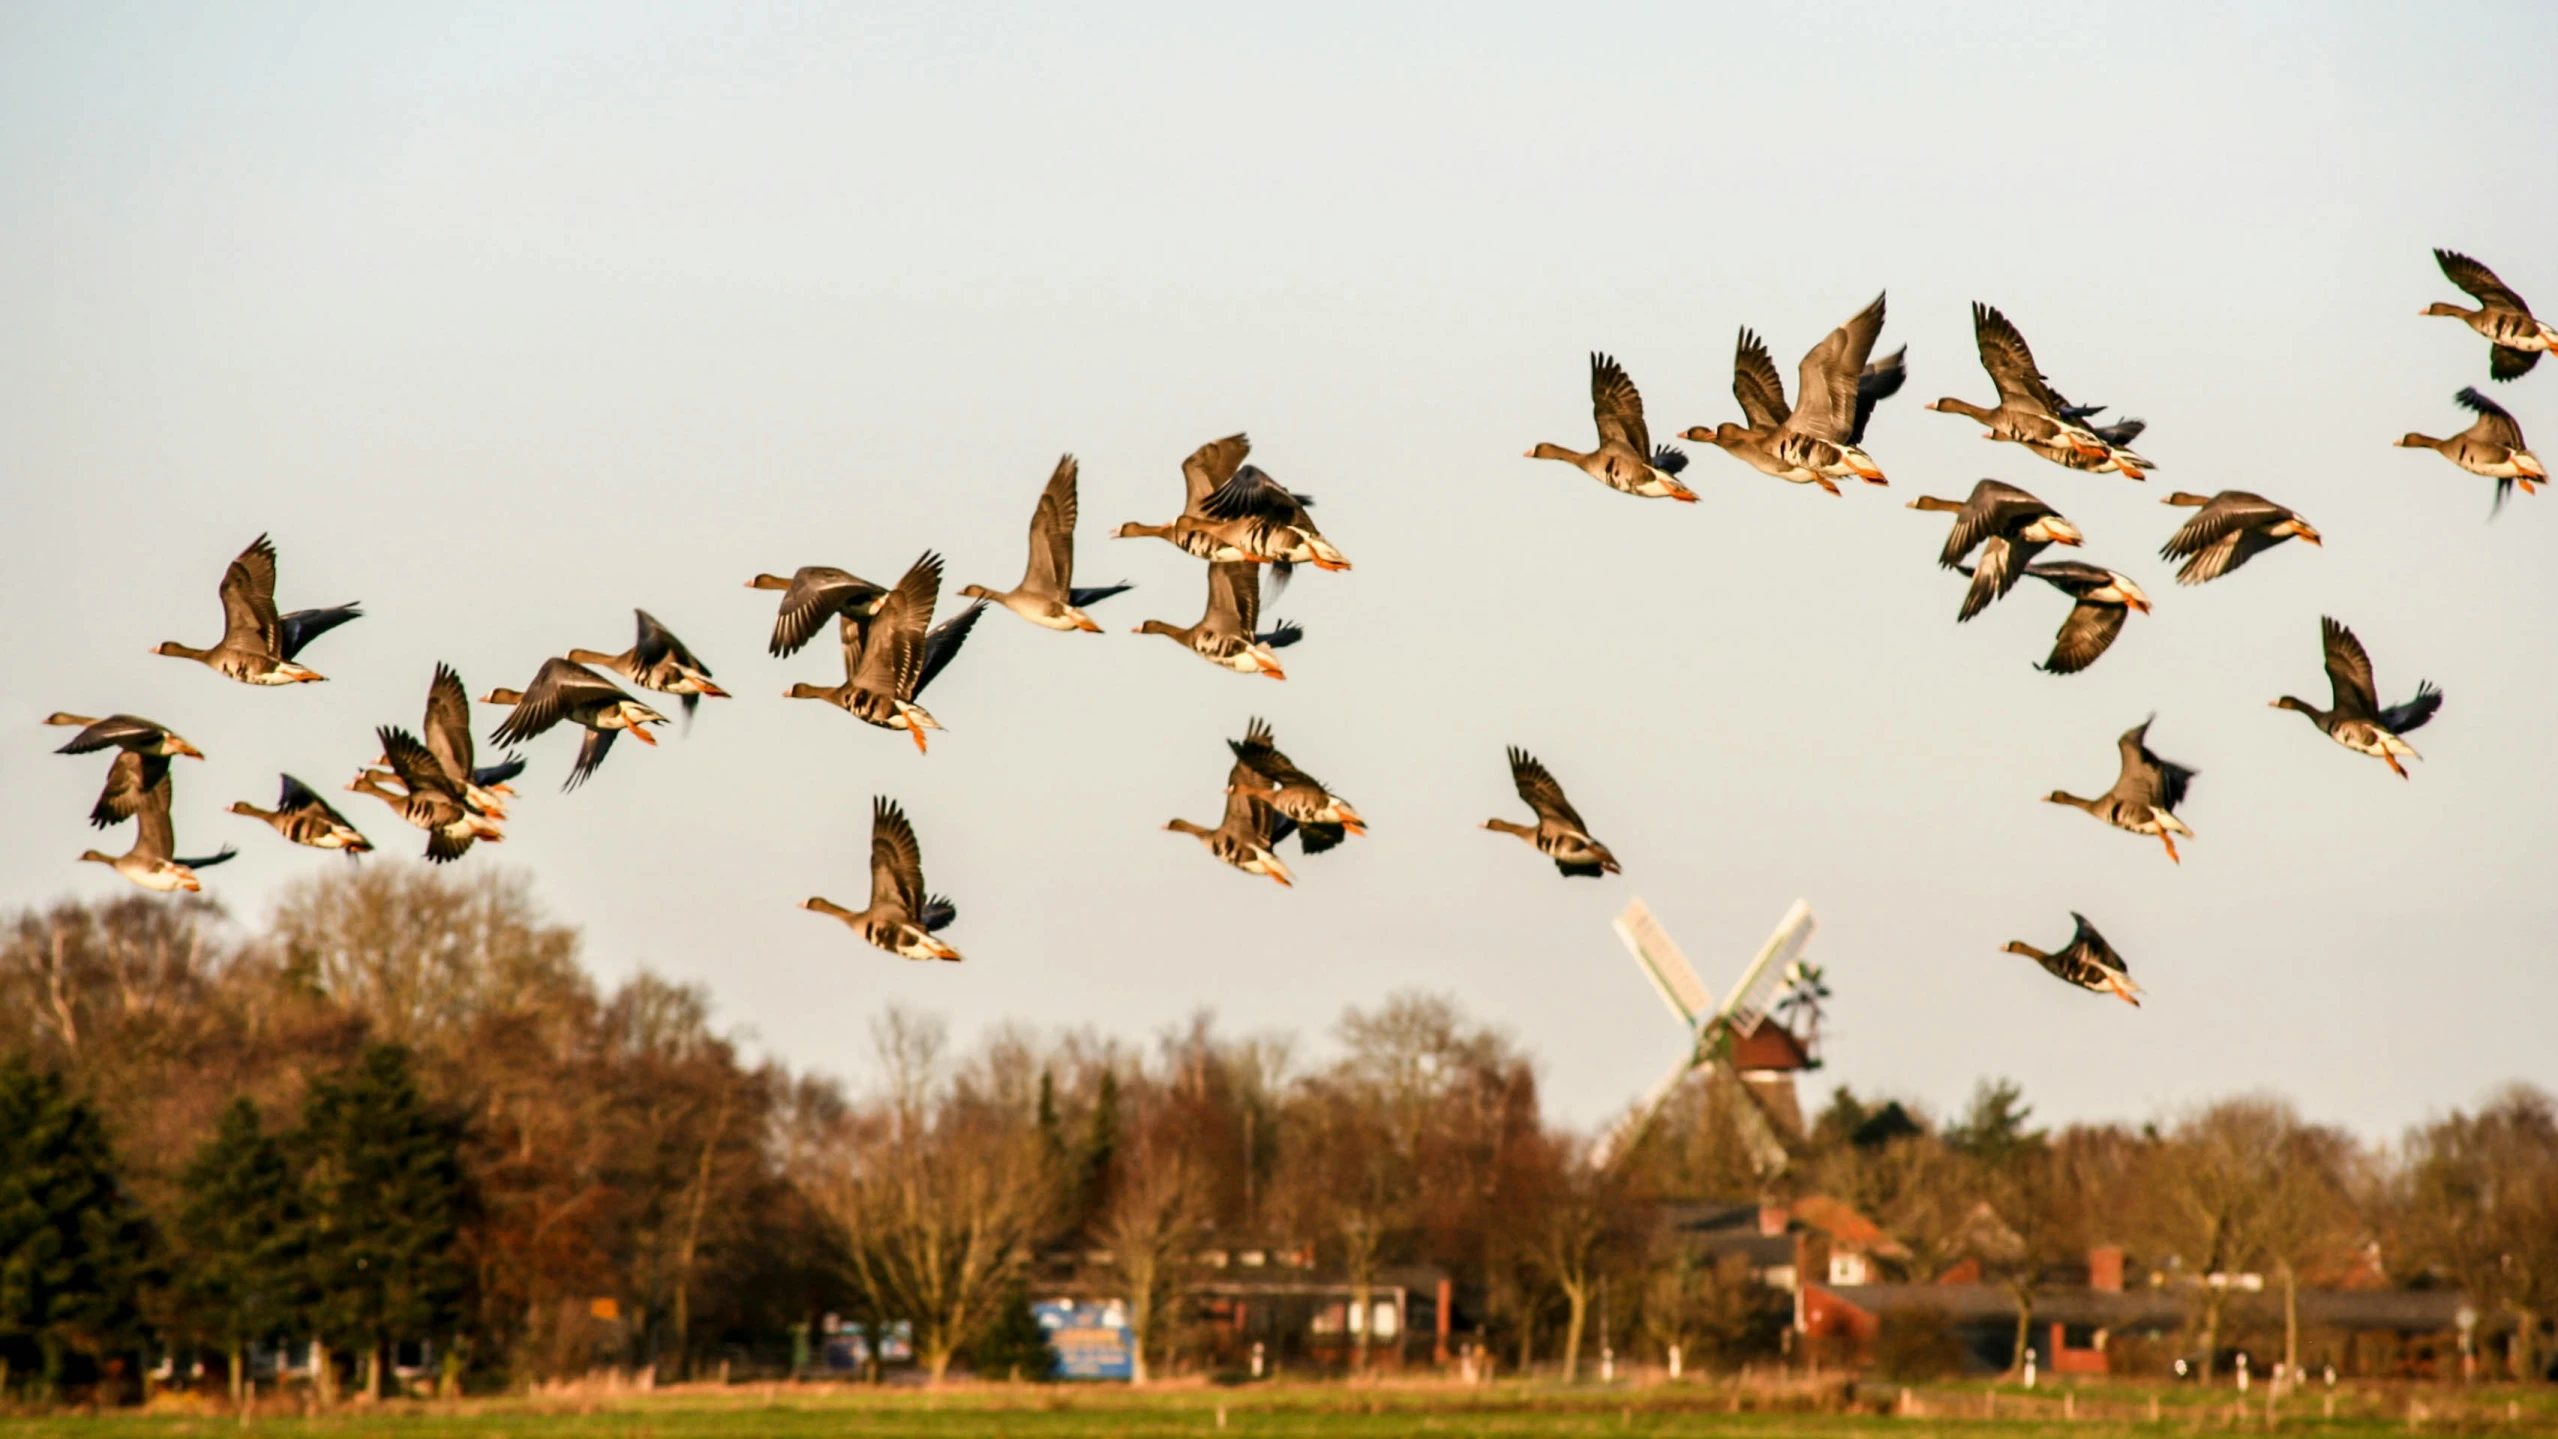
[1798,1245,2502,1379]
[1028,1243,1454,1376]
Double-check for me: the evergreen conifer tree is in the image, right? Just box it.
[1076,1070,1120,1232]
[177,1098,309,1403]
[0,1059,158,1401]
[963,1283,1058,1381]
[296,1046,468,1400]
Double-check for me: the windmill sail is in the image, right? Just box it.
[1614,897,1714,1029]
[1720,899,1815,1042]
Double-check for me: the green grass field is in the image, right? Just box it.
[11,1381,2555,1439]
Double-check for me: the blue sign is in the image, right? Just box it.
[820,1320,912,1370]
[1034,1298,1134,1380]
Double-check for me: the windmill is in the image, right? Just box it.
[1590,897,1825,1177]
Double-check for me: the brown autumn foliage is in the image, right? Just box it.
[4,866,2555,1391]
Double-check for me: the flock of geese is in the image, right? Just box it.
[44,250,2548,995]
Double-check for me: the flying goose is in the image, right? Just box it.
[746,566,889,658]
[484,658,669,789]
[1194,464,1350,570]
[1998,562,2151,674]
[1908,480,2084,621]
[1526,354,1698,501]
[348,725,504,861]
[2398,388,2545,512]
[355,663,525,819]
[1681,376,1825,488]
[1114,434,1263,562]
[231,774,372,854]
[153,534,361,685]
[2004,913,2141,1007]
[787,552,984,752]
[2428,249,2557,381]
[2273,617,2442,779]
[800,797,961,960]
[960,455,1135,631]
[1115,434,1347,565]
[1227,717,1366,852]
[1683,328,1905,495]
[1483,747,1619,878]
[1134,560,1301,680]
[2045,718,2197,863]
[1928,305,2144,479]
[46,713,204,828]
[1703,297,1900,491]
[77,766,235,892]
[2157,491,2322,584]
[787,602,981,741]
[1166,782,1296,887]
[567,610,729,716]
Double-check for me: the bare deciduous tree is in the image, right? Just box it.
[1522,1134,1630,1382]
[812,1009,1056,1382]
[2402,1086,2558,1384]
[1100,1123,1205,1384]
[2146,1098,2287,1379]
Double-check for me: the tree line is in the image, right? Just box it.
[1,866,2551,1402]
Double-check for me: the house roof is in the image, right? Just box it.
[1789,1195,1908,1258]
[1191,1263,1451,1297]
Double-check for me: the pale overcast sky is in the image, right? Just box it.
[5,1,2553,1138]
